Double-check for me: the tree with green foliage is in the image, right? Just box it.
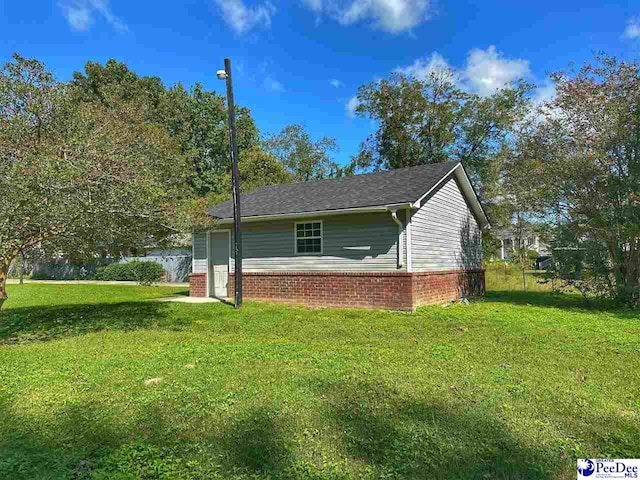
[0,54,192,308]
[236,146,291,192]
[163,83,259,195]
[70,59,166,120]
[530,55,640,305]
[264,124,339,181]
[352,71,531,184]
[481,230,502,260]
[208,146,293,206]
[71,59,260,196]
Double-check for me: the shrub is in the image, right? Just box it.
[29,270,52,280]
[95,261,164,285]
[545,239,615,306]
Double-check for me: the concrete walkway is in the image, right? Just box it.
[6,279,189,287]
[156,296,225,303]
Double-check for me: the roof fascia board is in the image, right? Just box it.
[213,203,414,224]
[453,166,491,229]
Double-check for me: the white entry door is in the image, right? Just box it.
[209,231,229,297]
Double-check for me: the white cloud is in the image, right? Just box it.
[532,80,556,106]
[60,0,127,32]
[396,46,530,97]
[530,79,559,120]
[346,95,360,118]
[301,0,432,34]
[302,0,323,12]
[214,0,276,34]
[341,0,430,32]
[330,78,344,88]
[463,46,530,96]
[395,52,452,80]
[63,5,91,30]
[623,16,640,39]
[263,77,284,92]
[347,46,541,118]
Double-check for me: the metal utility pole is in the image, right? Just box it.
[218,58,243,308]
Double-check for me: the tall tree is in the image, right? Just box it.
[352,71,531,184]
[70,59,166,121]
[0,54,191,308]
[163,83,259,195]
[532,55,640,305]
[236,146,291,192]
[264,124,339,181]
[209,146,293,205]
[71,59,259,195]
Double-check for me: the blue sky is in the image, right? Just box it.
[1,0,639,165]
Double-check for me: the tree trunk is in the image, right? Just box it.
[619,260,640,306]
[610,243,640,306]
[18,254,24,285]
[0,259,9,309]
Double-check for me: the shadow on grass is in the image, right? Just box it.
[1,379,639,479]
[322,380,560,479]
[0,301,181,345]
[486,290,638,318]
[219,407,294,477]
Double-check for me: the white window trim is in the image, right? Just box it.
[294,220,323,255]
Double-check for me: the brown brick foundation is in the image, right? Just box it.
[222,270,485,311]
[189,272,207,297]
[412,270,485,306]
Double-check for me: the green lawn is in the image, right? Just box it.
[0,282,638,479]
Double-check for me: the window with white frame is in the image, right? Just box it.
[295,221,322,254]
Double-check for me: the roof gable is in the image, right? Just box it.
[208,161,489,228]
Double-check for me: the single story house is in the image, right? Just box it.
[190,160,490,311]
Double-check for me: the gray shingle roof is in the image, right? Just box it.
[208,161,460,220]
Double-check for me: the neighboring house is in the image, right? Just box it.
[495,229,550,261]
[191,161,490,311]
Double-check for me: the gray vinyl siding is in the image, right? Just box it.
[411,175,482,272]
[192,232,208,273]
[229,212,402,272]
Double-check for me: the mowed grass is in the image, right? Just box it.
[0,281,639,479]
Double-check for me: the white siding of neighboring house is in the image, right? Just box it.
[226,212,403,272]
[192,232,208,273]
[411,175,482,272]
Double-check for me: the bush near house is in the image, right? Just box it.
[94,261,165,285]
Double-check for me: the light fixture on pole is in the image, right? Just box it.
[217,58,243,308]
